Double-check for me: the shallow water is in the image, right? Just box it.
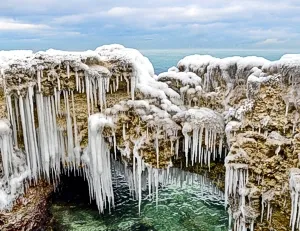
[51,166,228,231]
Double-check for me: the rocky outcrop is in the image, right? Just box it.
[0,181,52,231]
[0,46,299,230]
[172,54,300,230]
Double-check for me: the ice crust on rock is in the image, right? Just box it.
[0,44,188,212]
[0,119,29,210]
[82,113,114,212]
[157,71,202,86]
[1,45,300,231]
[290,168,300,231]
[177,55,270,92]
[177,108,225,167]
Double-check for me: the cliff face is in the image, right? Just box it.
[0,182,53,231]
[0,46,299,230]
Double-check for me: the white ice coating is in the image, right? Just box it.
[112,157,225,215]
[82,113,114,213]
[1,45,300,227]
[157,71,202,86]
[224,151,249,207]
[290,168,300,231]
[0,119,14,178]
[179,108,225,167]
[0,118,30,210]
[230,205,258,231]
[177,55,270,92]
[0,45,157,211]
[261,189,274,223]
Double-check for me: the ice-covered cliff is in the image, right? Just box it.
[0,45,300,230]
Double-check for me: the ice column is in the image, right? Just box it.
[0,119,14,178]
[225,162,249,207]
[82,113,114,213]
[290,168,300,231]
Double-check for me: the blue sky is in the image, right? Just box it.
[1,0,300,51]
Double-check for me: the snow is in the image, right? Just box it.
[178,108,224,167]
[1,44,300,223]
[177,55,270,91]
[290,168,300,231]
[224,151,249,207]
[0,147,29,211]
[157,71,202,86]
[82,113,114,212]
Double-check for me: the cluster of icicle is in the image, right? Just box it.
[81,113,114,213]
[176,108,225,168]
[177,54,300,92]
[0,119,30,210]
[290,168,300,231]
[105,99,182,168]
[0,44,164,212]
[111,143,225,215]
[224,150,260,231]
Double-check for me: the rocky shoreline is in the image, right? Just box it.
[0,46,299,230]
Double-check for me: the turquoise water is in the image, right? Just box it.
[51,166,228,231]
[140,49,294,74]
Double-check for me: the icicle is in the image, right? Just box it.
[78,76,82,93]
[36,93,50,179]
[65,91,74,168]
[75,69,79,91]
[155,168,159,208]
[113,80,116,92]
[124,76,129,95]
[57,75,61,91]
[83,113,114,213]
[123,123,126,140]
[37,70,42,92]
[116,75,119,90]
[71,91,78,146]
[113,131,117,160]
[0,119,14,178]
[66,62,70,79]
[175,139,179,159]
[184,134,189,167]
[289,169,300,231]
[85,75,90,116]
[148,166,152,197]
[218,135,223,157]
[14,96,20,132]
[156,130,159,168]
[131,76,135,100]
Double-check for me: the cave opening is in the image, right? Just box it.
[50,157,229,231]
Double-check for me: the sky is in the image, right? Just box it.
[1,0,300,51]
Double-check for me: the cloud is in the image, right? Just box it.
[1,0,300,49]
[256,38,285,45]
[53,5,244,25]
[247,28,300,40]
[0,18,50,31]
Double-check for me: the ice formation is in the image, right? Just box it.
[0,118,29,210]
[0,45,164,212]
[1,45,300,230]
[82,113,114,212]
[179,108,225,168]
[290,168,300,231]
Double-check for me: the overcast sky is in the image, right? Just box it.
[1,0,300,51]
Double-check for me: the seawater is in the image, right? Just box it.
[51,165,228,231]
[140,49,293,74]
